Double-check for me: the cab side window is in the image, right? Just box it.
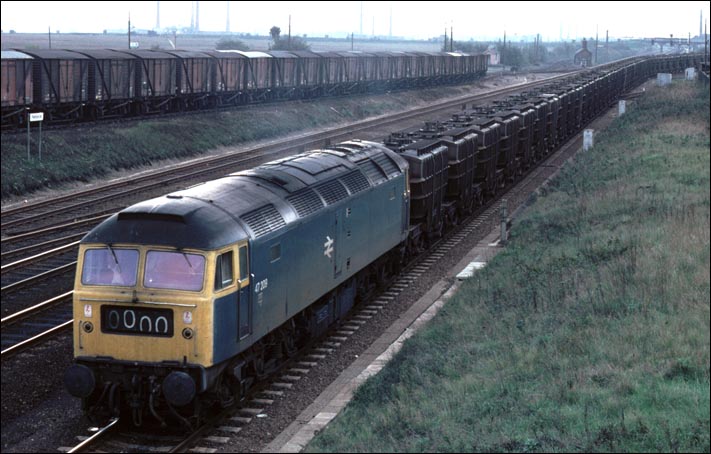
[238,245,249,281]
[214,251,234,290]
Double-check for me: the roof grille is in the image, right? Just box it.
[357,160,387,185]
[287,188,324,217]
[340,170,370,194]
[241,205,286,238]
[372,153,400,177]
[315,179,348,206]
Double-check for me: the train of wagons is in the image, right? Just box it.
[0,49,488,127]
[63,53,703,428]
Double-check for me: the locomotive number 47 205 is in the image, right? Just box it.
[254,278,268,293]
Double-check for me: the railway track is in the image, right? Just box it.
[0,74,578,324]
[56,99,592,452]
[1,71,577,238]
[1,292,73,359]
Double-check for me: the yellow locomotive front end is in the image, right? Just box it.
[66,242,226,426]
[72,243,213,365]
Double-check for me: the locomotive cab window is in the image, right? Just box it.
[214,251,234,290]
[144,250,206,291]
[270,243,281,262]
[81,247,139,287]
[238,245,249,282]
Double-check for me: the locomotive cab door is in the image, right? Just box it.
[236,242,251,339]
[333,210,343,278]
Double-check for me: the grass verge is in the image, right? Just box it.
[306,81,710,452]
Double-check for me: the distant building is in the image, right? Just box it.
[485,46,500,65]
[574,38,593,67]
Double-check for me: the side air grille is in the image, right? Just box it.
[372,153,400,176]
[357,160,387,185]
[287,188,324,218]
[315,179,348,206]
[241,205,286,238]
[340,170,370,195]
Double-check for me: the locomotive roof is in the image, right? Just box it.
[82,141,407,250]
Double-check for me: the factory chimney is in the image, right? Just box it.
[156,1,160,30]
[360,1,363,35]
[195,1,200,32]
[226,1,230,32]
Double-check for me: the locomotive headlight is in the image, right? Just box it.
[82,321,94,333]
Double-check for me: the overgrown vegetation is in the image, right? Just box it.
[307,82,710,452]
[215,36,249,50]
[269,25,310,51]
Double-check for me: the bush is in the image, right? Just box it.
[215,37,249,50]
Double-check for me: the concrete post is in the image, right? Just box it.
[583,129,594,151]
[500,200,508,245]
[618,100,626,116]
[657,73,672,86]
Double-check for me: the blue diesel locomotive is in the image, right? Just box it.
[65,140,410,426]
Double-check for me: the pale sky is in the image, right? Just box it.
[1,1,709,41]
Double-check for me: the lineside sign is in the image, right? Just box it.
[29,112,44,122]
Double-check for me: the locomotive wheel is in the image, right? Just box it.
[253,355,266,379]
[464,198,474,215]
[86,105,99,121]
[375,265,389,289]
[280,323,298,358]
[228,374,243,402]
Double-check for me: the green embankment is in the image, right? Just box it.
[0,84,479,200]
[307,82,710,452]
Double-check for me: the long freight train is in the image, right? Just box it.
[64,53,703,427]
[1,49,488,127]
